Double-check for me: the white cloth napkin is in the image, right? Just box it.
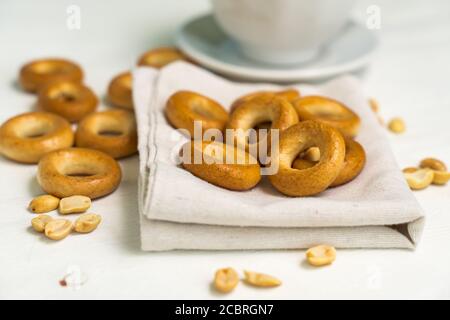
[133,62,425,251]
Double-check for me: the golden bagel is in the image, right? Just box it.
[75,109,138,159]
[181,141,261,191]
[230,89,301,113]
[293,138,366,187]
[227,96,299,153]
[107,71,133,109]
[268,121,346,197]
[293,96,361,138]
[0,112,74,164]
[165,91,229,138]
[38,80,98,122]
[19,58,83,93]
[137,47,188,68]
[37,148,122,199]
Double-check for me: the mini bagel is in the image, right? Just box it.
[227,96,299,153]
[38,81,98,122]
[181,141,261,191]
[37,148,122,199]
[137,47,188,68]
[165,90,229,138]
[268,121,345,197]
[76,109,138,159]
[293,96,361,138]
[107,71,133,109]
[19,58,83,93]
[230,89,300,113]
[292,138,366,187]
[0,112,74,164]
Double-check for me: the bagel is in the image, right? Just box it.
[19,58,83,93]
[293,138,366,187]
[268,121,345,196]
[38,80,98,122]
[137,47,188,68]
[165,91,229,138]
[75,109,138,159]
[181,141,261,191]
[37,148,122,199]
[227,96,299,153]
[231,89,300,113]
[107,71,133,109]
[0,112,74,163]
[293,96,361,138]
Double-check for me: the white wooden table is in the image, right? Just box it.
[1,0,450,299]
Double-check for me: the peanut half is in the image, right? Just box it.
[31,215,53,233]
[44,219,73,241]
[29,195,60,214]
[403,168,434,190]
[243,270,282,288]
[388,118,406,134]
[214,268,239,293]
[303,147,321,162]
[306,245,337,267]
[59,196,91,214]
[419,158,450,185]
[74,214,102,233]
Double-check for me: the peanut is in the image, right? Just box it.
[243,270,281,288]
[388,118,406,134]
[419,158,449,185]
[59,196,91,214]
[433,171,450,185]
[303,147,321,162]
[214,268,239,293]
[31,215,53,233]
[29,195,60,214]
[74,214,102,233]
[306,245,337,267]
[369,98,379,113]
[44,219,73,240]
[419,157,447,172]
[403,168,434,190]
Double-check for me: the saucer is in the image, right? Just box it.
[176,14,379,83]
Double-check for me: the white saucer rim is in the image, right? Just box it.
[176,14,379,82]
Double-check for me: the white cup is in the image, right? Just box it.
[211,0,357,65]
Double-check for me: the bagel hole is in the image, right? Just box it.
[98,130,124,137]
[22,124,51,139]
[66,173,95,177]
[56,92,78,103]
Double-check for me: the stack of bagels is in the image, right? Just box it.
[166,89,366,197]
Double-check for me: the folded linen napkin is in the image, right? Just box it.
[133,62,425,251]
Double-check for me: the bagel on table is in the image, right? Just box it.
[268,121,346,197]
[38,80,98,122]
[19,58,83,93]
[75,109,138,159]
[181,140,261,191]
[293,96,361,138]
[230,88,300,113]
[293,138,366,187]
[165,90,229,138]
[137,47,188,68]
[227,96,299,155]
[0,112,74,164]
[37,148,122,199]
[107,71,133,109]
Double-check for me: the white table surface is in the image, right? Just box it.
[1,0,450,300]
